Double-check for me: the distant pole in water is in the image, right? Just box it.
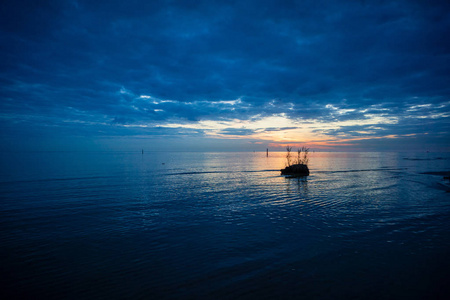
[142,149,144,155]
[266,148,269,157]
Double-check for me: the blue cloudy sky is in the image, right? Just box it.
[1,0,450,151]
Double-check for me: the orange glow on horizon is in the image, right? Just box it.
[156,111,407,150]
[267,133,416,150]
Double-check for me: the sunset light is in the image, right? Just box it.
[1,0,449,152]
[2,2,450,299]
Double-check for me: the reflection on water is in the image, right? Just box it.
[284,176,309,196]
[1,151,450,299]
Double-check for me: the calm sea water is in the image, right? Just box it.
[1,151,450,299]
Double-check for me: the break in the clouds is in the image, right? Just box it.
[1,0,450,151]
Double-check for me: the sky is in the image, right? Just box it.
[1,0,450,152]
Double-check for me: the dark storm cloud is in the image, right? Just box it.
[1,0,450,149]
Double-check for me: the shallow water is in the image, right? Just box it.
[1,151,450,299]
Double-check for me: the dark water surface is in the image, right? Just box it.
[1,151,450,299]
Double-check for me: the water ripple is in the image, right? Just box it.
[2,152,450,299]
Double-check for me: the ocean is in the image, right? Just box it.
[1,151,450,299]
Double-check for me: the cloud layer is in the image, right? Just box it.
[1,0,450,150]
